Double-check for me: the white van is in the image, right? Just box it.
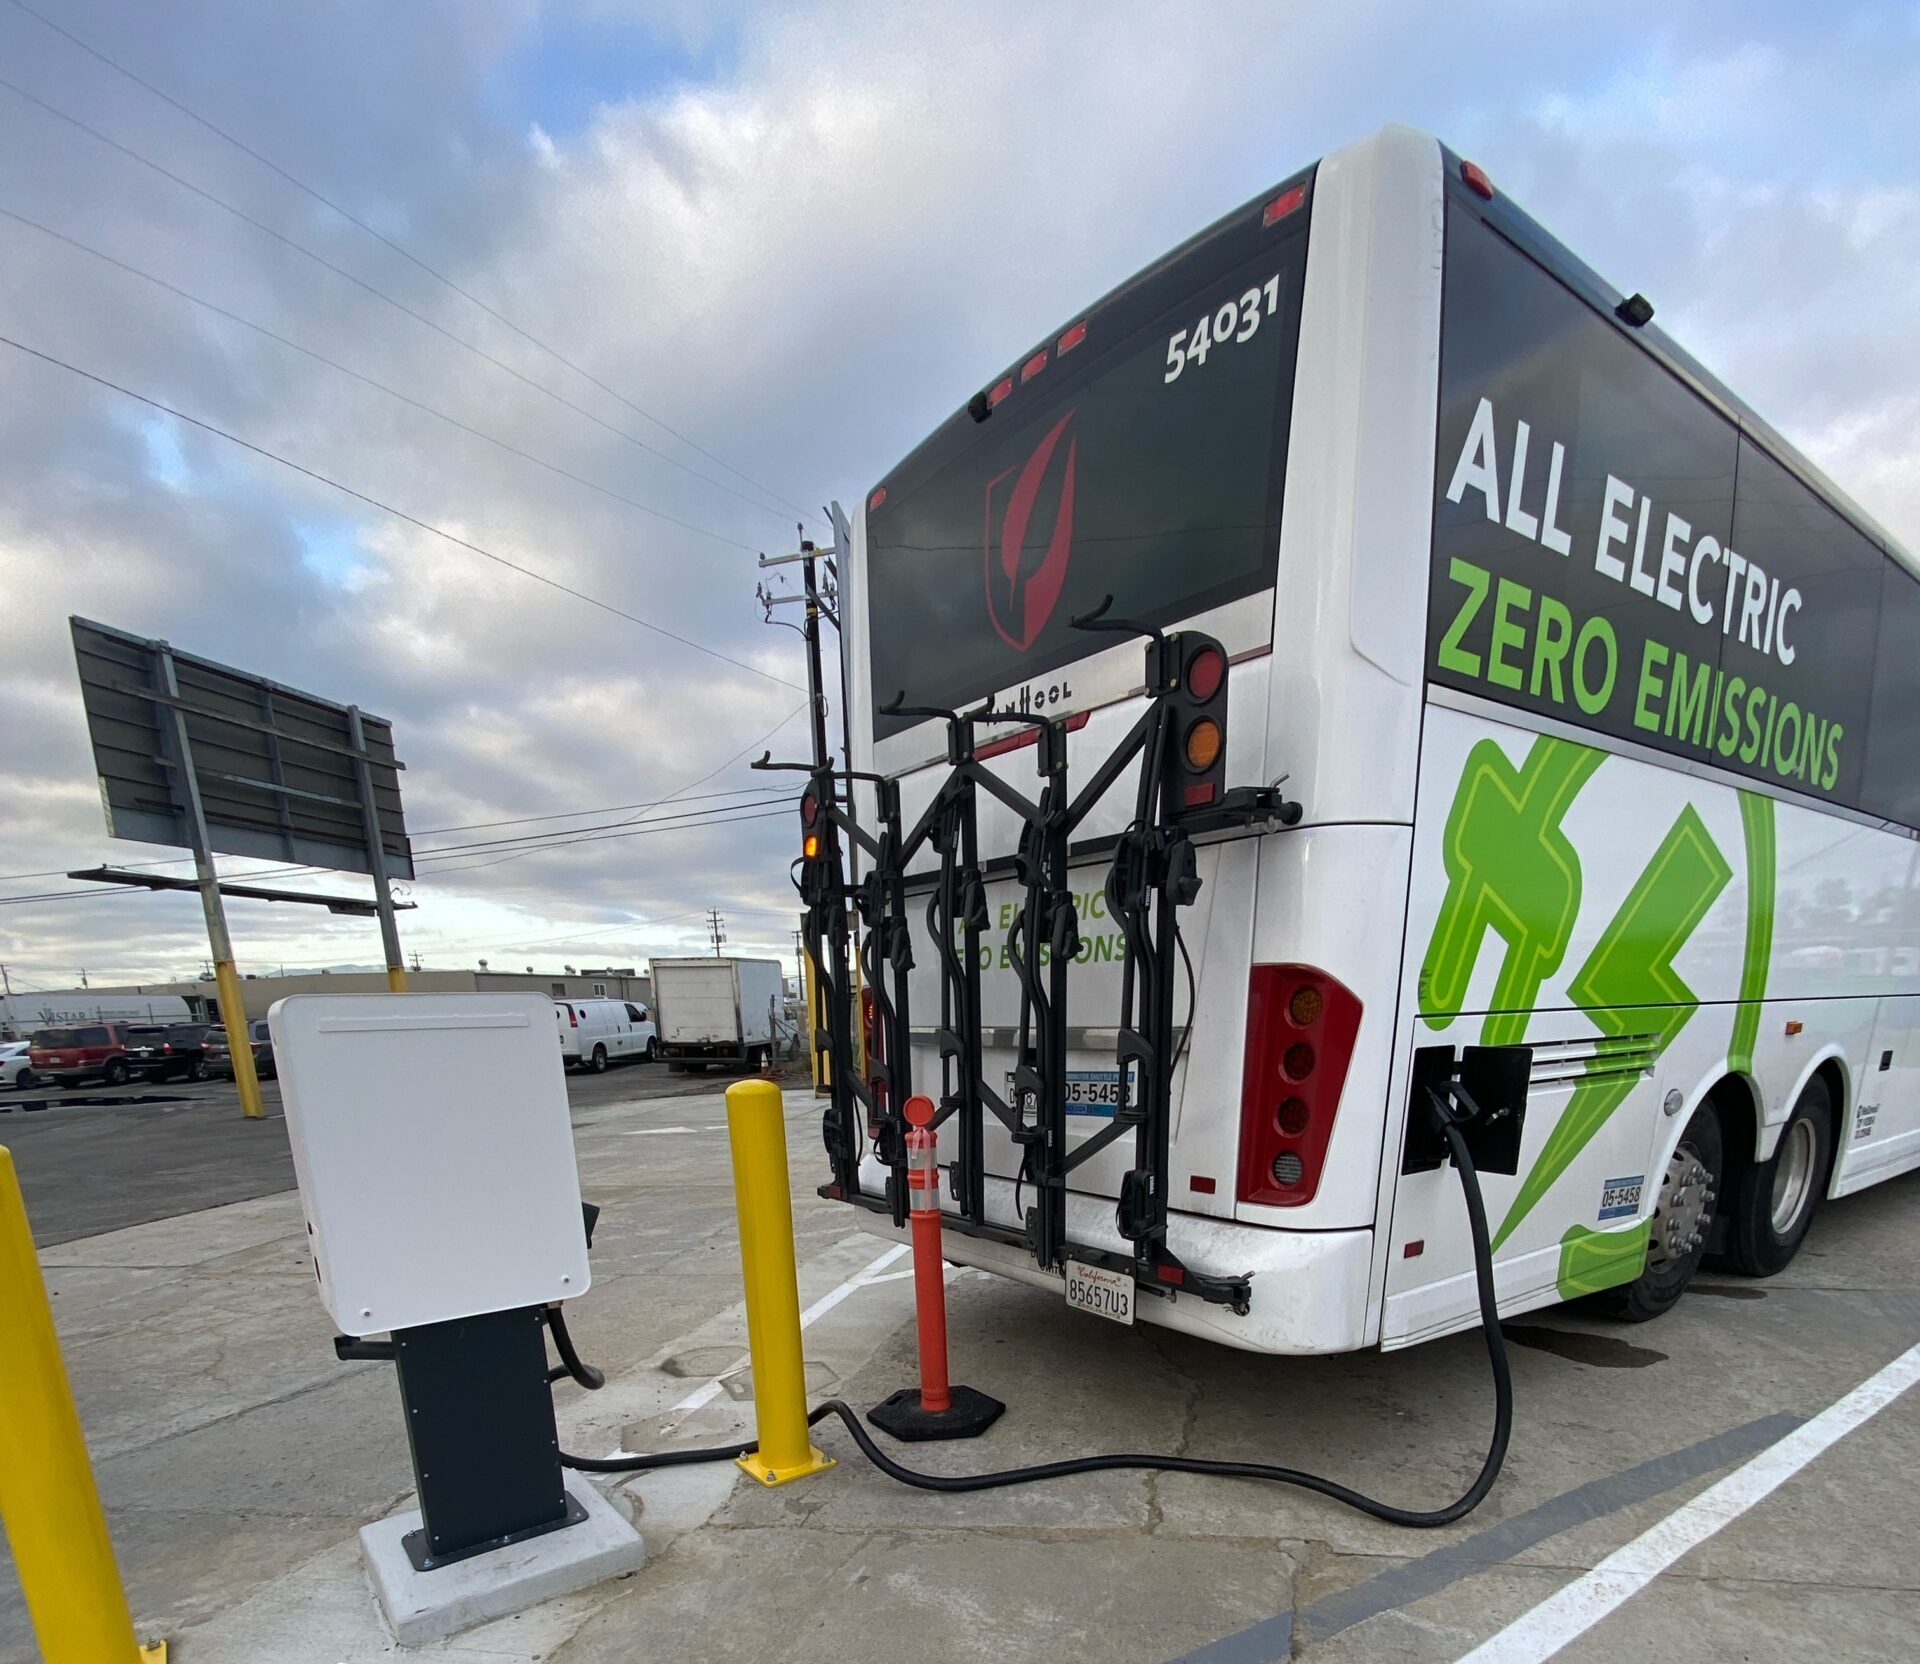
[554,999,657,1072]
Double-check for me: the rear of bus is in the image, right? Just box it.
[839,128,1444,1353]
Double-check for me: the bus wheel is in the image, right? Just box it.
[1592,1103,1722,1323]
[1725,1076,1833,1277]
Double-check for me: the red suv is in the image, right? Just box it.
[28,1023,136,1087]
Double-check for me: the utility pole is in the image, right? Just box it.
[78,968,88,989]
[707,909,727,957]
[409,949,423,973]
[759,518,854,1112]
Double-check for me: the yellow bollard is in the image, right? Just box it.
[385,964,409,993]
[724,1080,834,1486]
[211,958,264,1121]
[0,1148,166,1662]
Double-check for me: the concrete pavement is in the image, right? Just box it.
[1,1074,1916,1662]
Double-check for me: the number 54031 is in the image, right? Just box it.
[1165,273,1282,384]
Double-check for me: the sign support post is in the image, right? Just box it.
[347,705,408,992]
[156,646,264,1120]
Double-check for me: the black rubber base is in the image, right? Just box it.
[867,1384,1006,1442]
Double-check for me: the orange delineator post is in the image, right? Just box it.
[865,1095,1004,1442]
[904,1104,951,1413]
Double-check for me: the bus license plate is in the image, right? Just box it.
[1063,1259,1134,1326]
[1004,1068,1122,1118]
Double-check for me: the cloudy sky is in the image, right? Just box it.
[2,0,1916,993]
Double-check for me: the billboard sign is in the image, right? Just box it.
[69,617,414,879]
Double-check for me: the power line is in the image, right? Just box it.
[406,703,807,876]
[0,331,805,690]
[411,802,792,868]
[0,204,776,547]
[0,784,801,885]
[0,707,805,902]
[0,71,799,529]
[0,802,794,907]
[407,790,794,860]
[0,0,815,528]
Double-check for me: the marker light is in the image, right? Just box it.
[1262,184,1306,226]
[869,486,887,511]
[1020,350,1047,383]
[988,376,1014,406]
[1184,718,1222,772]
[1460,159,1494,200]
[1057,320,1087,354]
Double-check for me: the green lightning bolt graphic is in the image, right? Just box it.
[1493,803,1732,1250]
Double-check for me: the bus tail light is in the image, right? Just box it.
[1236,965,1361,1207]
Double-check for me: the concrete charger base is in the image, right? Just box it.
[360,1480,645,1647]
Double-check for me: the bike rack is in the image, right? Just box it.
[764,604,1300,1317]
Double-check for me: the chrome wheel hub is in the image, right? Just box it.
[1770,1117,1816,1235]
[1650,1144,1715,1269]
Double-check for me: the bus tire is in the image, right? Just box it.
[1724,1076,1833,1277]
[1590,1102,1722,1324]
[588,1044,609,1074]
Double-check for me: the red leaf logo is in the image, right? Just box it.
[984,409,1077,651]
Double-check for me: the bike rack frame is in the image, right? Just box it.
[765,611,1299,1318]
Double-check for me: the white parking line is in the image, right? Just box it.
[645,1241,911,1438]
[619,1126,697,1136]
[1455,1340,1920,1664]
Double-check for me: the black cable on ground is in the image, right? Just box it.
[560,1111,1512,1528]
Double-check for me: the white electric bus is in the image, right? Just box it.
[836,125,1920,1354]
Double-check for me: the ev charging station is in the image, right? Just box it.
[270,992,645,1645]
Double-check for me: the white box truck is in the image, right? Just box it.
[650,957,784,1074]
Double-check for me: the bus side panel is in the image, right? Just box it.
[1381,702,1907,1347]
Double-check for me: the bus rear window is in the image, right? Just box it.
[866,173,1312,738]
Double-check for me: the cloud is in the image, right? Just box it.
[2,0,1914,987]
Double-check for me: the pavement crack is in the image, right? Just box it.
[1142,1327,1205,1537]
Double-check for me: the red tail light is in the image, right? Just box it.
[861,987,885,1131]
[567,1006,578,1027]
[1236,965,1361,1207]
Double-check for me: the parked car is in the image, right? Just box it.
[554,999,657,1072]
[27,1023,137,1087]
[124,1023,215,1082]
[1,1040,39,1089]
[205,1019,275,1081]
